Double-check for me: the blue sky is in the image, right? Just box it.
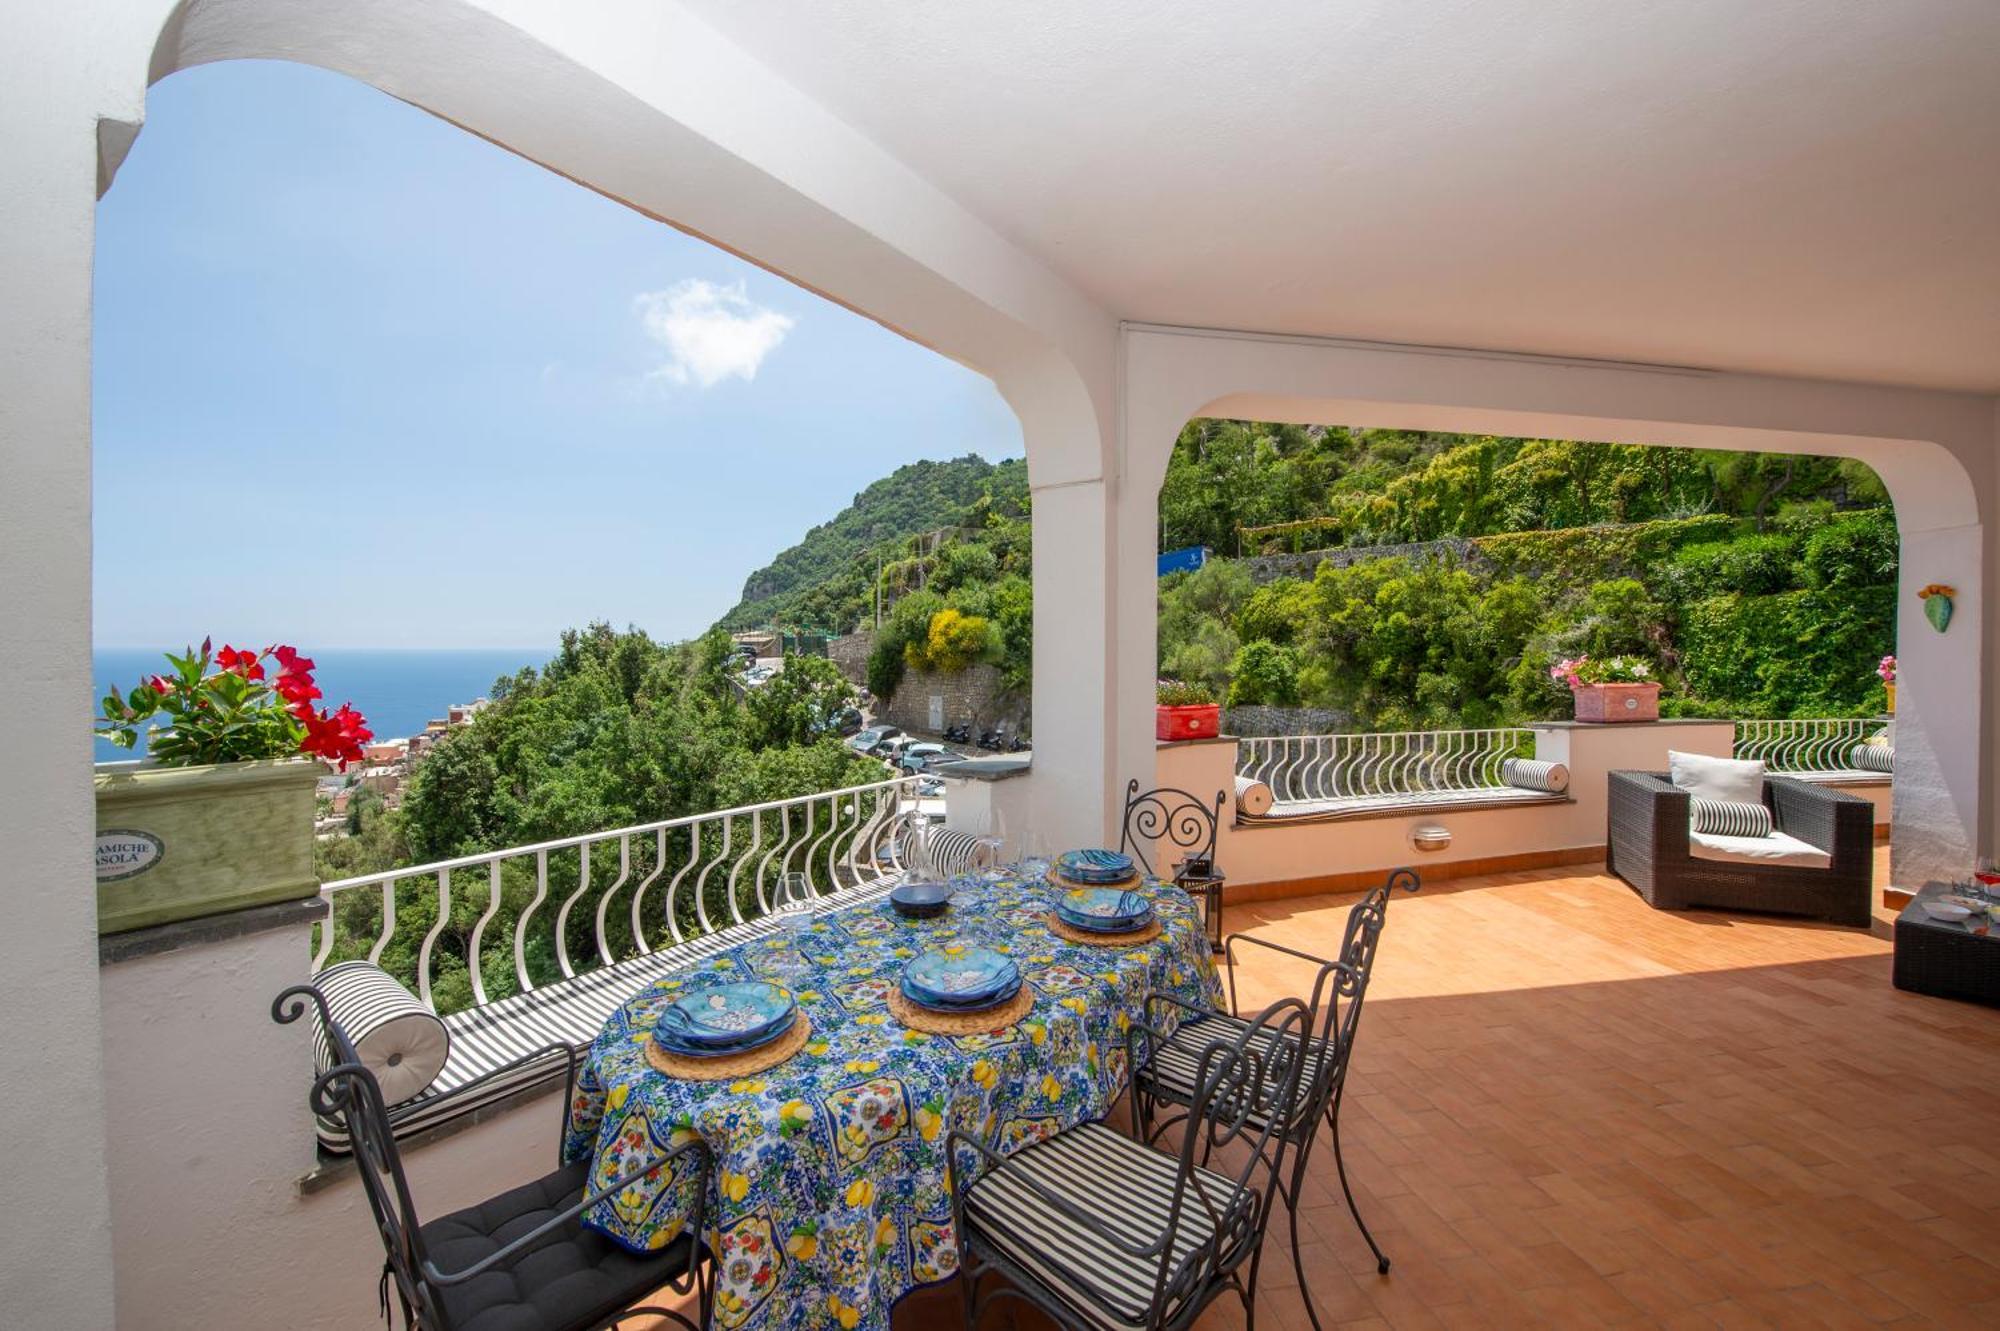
[93,60,1023,649]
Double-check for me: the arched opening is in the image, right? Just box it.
[1120,327,1988,894]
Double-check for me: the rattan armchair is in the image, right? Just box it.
[1606,770,1873,926]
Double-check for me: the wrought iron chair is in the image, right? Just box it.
[273,982,713,1331]
[1129,868,1418,1329]
[948,997,1314,1331]
[1118,779,1227,880]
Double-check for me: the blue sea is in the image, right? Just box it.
[93,647,541,763]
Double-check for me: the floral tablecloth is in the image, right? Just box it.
[563,866,1223,1331]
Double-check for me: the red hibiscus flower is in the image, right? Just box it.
[215,644,266,681]
[147,675,173,695]
[272,645,315,679]
[274,673,322,707]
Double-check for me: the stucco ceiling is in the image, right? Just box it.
[678,0,2000,392]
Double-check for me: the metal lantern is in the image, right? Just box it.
[1175,854,1226,953]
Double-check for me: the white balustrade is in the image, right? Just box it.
[314,775,920,1013]
[1733,718,1890,774]
[1236,729,1534,807]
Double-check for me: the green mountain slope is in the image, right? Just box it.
[720,454,1027,632]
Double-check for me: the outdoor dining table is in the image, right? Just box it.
[562,863,1224,1331]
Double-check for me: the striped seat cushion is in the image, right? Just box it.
[1136,1012,1331,1131]
[1500,757,1569,794]
[316,876,901,1152]
[963,1121,1251,1329]
[1690,796,1773,839]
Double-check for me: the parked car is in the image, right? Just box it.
[847,724,902,756]
[830,707,864,737]
[914,775,946,797]
[898,742,950,774]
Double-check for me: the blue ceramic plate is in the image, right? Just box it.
[898,975,1023,1013]
[1057,887,1153,932]
[653,1011,797,1058]
[1057,848,1137,883]
[890,880,952,917]
[654,981,796,1050]
[904,947,1019,1005]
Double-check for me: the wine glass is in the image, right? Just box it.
[1018,830,1053,889]
[772,872,816,976]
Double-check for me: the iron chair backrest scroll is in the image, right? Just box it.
[1119,779,1227,880]
[1152,995,1315,1324]
[273,982,441,1328]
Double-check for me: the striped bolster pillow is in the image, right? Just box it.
[1690,797,1773,839]
[1849,743,1894,773]
[313,961,451,1106]
[1500,758,1569,793]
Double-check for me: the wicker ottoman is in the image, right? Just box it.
[1892,883,2000,1007]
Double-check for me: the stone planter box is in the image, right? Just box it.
[94,758,322,935]
[1157,703,1222,741]
[1571,681,1661,724]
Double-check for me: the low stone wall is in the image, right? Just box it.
[828,630,873,686]
[1223,704,1353,737]
[881,663,1027,738]
[1242,536,1484,584]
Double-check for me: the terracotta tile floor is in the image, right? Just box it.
[661,849,2000,1329]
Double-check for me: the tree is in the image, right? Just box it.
[745,654,856,748]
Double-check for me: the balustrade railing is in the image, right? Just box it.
[1236,728,1534,807]
[314,775,921,1015]
[1734,718,1890,775]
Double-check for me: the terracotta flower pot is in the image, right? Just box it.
[1571,681,1660,724]
[94,757,322,934]
[1156,703,1221,741]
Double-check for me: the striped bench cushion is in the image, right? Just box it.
[315,876,902,1152]
[1690,796,1773,839]
[1849,742,1894,773]
[919,827,998,878]
[963,1121,1249,1329]
[1501,757,1569,794]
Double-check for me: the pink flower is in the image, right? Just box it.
[1877,654,1896,684]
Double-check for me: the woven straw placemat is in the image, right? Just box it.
[886,983,1036,1035]
[645,1012,813,1082]
[1046,912,1163,948]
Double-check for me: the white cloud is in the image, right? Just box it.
[634,279,795,388]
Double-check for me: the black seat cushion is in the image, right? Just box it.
[420,1161,698,1331]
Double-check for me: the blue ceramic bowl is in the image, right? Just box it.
[890,880,952,918]
[904,947,1018,1005]
[654,981,796,1049]
[1057,849,1137,883]
[898,975,1022,1013]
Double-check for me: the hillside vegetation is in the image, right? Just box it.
[722,423,1897,729]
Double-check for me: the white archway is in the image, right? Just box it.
[1118,324,1993,890]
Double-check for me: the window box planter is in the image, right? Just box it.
[94,758,322,935]
[1571,681,1661,724]
[1157,703,1222,741]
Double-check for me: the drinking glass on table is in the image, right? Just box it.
[773,872,816,975]
[1018,831,1054,889]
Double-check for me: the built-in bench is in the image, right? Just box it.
[1237,786,1570,825]
[1781,768,1891,787]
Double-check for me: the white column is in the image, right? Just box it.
[1890,521,1986,886]
[0,31,118,1327]
[1027,478,1119,844]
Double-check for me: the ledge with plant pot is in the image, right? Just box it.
[1551,654,1660,724]
[94,640,372,935]
[1156,679,1222,741]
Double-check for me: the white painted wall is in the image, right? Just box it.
[100,919,571,1329]
[1122,325,1996,890]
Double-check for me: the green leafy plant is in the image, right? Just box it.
[97,638,372,769]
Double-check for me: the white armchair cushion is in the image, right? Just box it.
[1688,830,1831,870]
[1668,750,1765,804]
